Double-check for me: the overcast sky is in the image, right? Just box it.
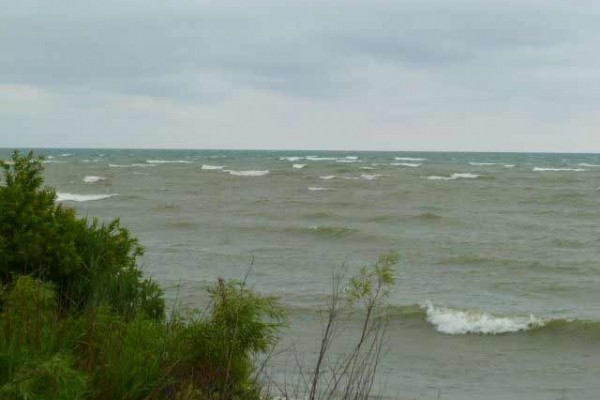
[2,0,600,152]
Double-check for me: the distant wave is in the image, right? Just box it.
[56,193,117,202]
[293,164,306,169]
[279,156,304,162]
[319,175,336,180]
[469,162,498,166]
[60,153,74,157]
[360,166,377,170]
[146,159,193,164]
[306,156,338,161]
[579,163,600,167]
[308,225,358,237]
[426,173,479,180]
[422,301,544,335]
[83,176,106,183]
[391,162,422,167]
[131,163,156,167]
[336,159,362,163]
[361,174,381,180]
[533,167,586,172]
[225,170,269,176]
[504,164,516,168]
[395,157,426,161]
[308,186,330,191]
[109,163,156,168]
[201,164,226,170]
[109,164,130,168]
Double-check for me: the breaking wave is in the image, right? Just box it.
[201,164,226,170]
[83,176,106,183]
[308,186,330,191]
[279,156,304,162]
[426,173,479,180]
[56,193,117,202]
[533,167,586,172]
[293,164,306,169]
[395,157,426,161]
[361,174,381,180]
[146,159,193,164]
[469,162,498,166]
[225,170,269,176]
[319,175,336,180]
[391,162,422,167]
[422,302,544,335]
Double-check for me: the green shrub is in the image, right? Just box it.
[0,151,164,319]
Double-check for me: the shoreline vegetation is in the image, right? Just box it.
[0,151,396,400]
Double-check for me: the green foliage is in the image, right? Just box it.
[0,150,164,319]
[347,251,397,306]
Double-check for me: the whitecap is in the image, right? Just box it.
[504,164,516,168]
[47,155,56,160]
[360,166,376,170]
[336,159,362,163]
[422,301,545,335]
[146,159,193,164]
[43,160,66,164]
[469,162,498,166]
[395,157,426,161]
[60,153,74,157]
[56,193,117,202]
[578,163,600,167]
[360,174,381,180]
[426,173,479,181]
[83,176,106,183]
[132,163,157,167]
[109,164,130,168]
[201,164,226,170]
[533,167,586,172]
[280,156,304,162]
[306,156,337,161]
[225,170,269,176]
[308,186,330,191]
[391,162,421,167]
[319,175,336,180]
[293,164,306,169]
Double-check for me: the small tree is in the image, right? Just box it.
[0,151,164,319]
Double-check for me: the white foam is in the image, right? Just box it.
[109,164,130,168]
[306,156,337,161]
[391,162,422,167]
[60,153,74,157]
[132,163,156,167]
[578,163,600,167]
[504,164,516,168]
[360,166,376,170]
[293,164,306,169]
[56,193,117,202]
[280,156,304,162]
[426,173,479,180]
[533,167,586,172]
[201,164,226,170]
[308,186,330,191]
[345,156,359,160]
[146,159,193,164]
[360,174,381,180]
[469,162,498,166]
[47,155,55,160]
[226,170,269,176]
[395,157,426,161]
[422,301,545,335]
[336,159,362,163]
[83,176,105,183]
[320,175,336,180]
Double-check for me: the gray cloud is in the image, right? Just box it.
[2,0,600,150]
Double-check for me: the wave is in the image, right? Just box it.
[226,170,269,176]
[306,156,338,161]
[43,160,66,164]
[504,164,516,168]
[279,156,304,162]
[360,166,376,170]
[308,225,358,237]
[361,174,381,180]
[579,163,600,167]
[395,157,426,161]
[56,193,117,202]
[308,186,330,191]
[391,162,421,167]
[469,162,498,166]
[413,212,442,221]
[336,159,362,163]
[60,153,74,157]
[319,175,336,180]
[422,301,544,335]
[426,173,479,180]
[146,159,193,164]
[83,176,106,183]
[201,164,226,170]
[533,167,586,172]
[109,164,129,168]
[131,163,156,167]
[293,164,306,169]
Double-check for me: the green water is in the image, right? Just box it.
[3,148,599,399]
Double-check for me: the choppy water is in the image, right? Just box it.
[2,148,600,399]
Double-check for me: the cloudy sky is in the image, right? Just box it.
[2,0,599,151]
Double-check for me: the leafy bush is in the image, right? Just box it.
[0,151,164,319]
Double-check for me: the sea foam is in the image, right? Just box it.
[395,157,426,161]
[83,176,106,183]
[533,167,586,172]
[319,175,336,180]
[360,174,381,180]
[422,301,545,335]
[469,162,498,166]
[426,173,479,180]
[226,170,269,176]
[56,193,117,202]
[146,159,193,164]
[308,186,330,191]
[391,162,422,167]
[201,164,226,170]
[293,164,306,169]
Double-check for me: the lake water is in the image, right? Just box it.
[3,148,599,400]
